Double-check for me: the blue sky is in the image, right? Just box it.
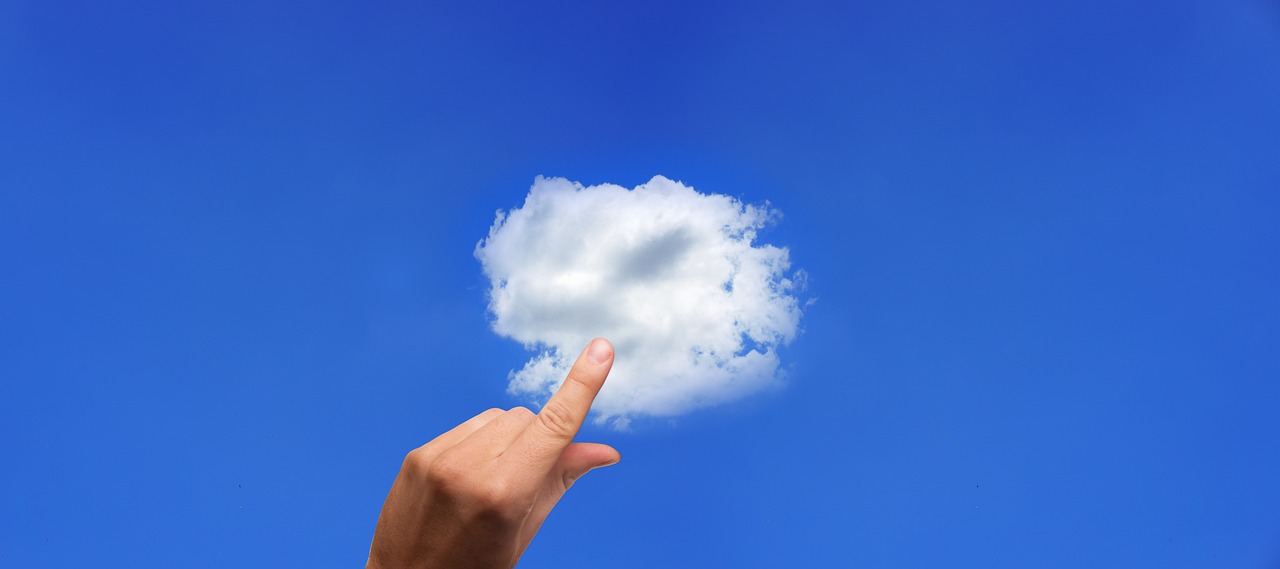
[3,0,1279,567]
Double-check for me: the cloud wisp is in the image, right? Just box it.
[475,176,804,428]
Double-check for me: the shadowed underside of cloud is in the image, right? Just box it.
[475,176,804,428]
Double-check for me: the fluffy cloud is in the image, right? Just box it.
[475,176,804,428]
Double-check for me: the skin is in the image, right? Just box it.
[367,338,621,569]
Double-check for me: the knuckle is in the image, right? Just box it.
[507,406,535,421]
[402,446,433,475]
[473,477,532,521]
[477,478,515,507]
[562,371,589,393]
[423,451,467,489]
[536,402,579,440]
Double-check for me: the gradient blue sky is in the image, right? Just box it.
[3,1,1279,567]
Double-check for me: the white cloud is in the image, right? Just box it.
[475,176,804,428]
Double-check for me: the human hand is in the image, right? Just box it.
[367,338,620,569]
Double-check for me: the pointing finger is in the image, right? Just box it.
[513,338,614,468]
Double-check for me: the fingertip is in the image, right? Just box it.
[586,450,620,479]
[587,338,613,364]
[600,450,621,468]
[559,443,622,486]
[589,443,621,468]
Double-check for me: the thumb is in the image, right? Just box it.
[556,442,621,489]
[516,442,621,558]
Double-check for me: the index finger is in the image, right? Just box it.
[513,338,614,466]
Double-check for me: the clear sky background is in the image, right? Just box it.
[3,1,1279,567]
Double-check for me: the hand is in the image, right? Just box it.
[367,338,621,569]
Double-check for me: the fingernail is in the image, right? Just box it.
[597,457,621,469]
[587,338,613,364]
